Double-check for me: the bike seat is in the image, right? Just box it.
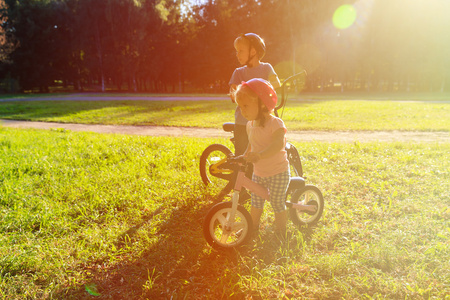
[223,123,235,132]
[287,177,305,194]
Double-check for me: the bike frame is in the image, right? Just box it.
[227,161,317,226]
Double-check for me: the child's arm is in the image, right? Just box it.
[246,128,285,163]
[269,74,281,100]
[229,84,238,103]
[269,74,281,89]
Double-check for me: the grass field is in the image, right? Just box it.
[0,127,449,299]
[0,98,449,131]
[1,91,450,100]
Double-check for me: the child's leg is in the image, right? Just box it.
[251,174,266,232]
[274,210,288,235]
[234,124,248,156]
[253,171,290,234]
[268,171,290,235]
[250,206,264,232]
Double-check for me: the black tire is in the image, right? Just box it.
[203,202,253,250]
[288,185,324,228]
[199,144,234,194]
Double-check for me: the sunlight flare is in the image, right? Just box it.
[333,4,357,29]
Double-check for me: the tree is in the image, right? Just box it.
[1,0,449,93]
[2,0,74,91]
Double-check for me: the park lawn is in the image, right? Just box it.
[0,99,449,131]
[1,91,450,101]
[0,127,449,299]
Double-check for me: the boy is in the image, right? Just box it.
[229,33,281,156]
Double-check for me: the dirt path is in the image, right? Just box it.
[2,119,449,143]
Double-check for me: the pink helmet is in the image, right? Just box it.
[242,78,277,111]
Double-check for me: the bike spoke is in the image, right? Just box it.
[204,197,254,249]
[216,214,228,226]
[219,232,231,244]
[233,221,245,231]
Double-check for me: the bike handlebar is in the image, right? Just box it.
[274,70,307,115]
[226,155,247,164]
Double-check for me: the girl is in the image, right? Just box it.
[234,78,289,238]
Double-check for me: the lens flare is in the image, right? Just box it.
[274,61,303,80]
[295,43,322,74]
[333,4,357,29]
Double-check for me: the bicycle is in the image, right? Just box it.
[199,72,306,196]
[203,156,324,250]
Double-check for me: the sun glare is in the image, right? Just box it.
[333,4,357,29]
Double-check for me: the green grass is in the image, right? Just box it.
[298,91,450,101]
[1,91,450,101]
[0,99,449,131]
[1,127,449,299]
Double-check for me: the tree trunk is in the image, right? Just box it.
[94,20,105,92]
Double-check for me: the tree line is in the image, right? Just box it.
[1,0,449,93]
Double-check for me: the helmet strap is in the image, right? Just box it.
[246,54,256,67]
[245,45,256,67]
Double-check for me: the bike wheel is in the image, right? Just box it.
[203,202,253,250]
[288,185,324,228]
[199,144,233,194]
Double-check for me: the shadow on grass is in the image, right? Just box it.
[0,100,232,125]
[54,193,316,299]
[51,193,235,299]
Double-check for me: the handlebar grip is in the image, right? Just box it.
[226,155,246,164]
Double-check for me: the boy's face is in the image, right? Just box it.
[234,40,255,66]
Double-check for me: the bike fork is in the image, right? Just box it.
[224,190,240,232]
[225,171,269,231]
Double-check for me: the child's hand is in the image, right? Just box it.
[246,152,261,163]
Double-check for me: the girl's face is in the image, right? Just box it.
[234,40,254,66]
[236,94,260,121]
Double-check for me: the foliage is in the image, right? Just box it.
[0,127,449,298]
[1,0,450,93]
[1,0,73,92]
[1,0,188,93]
